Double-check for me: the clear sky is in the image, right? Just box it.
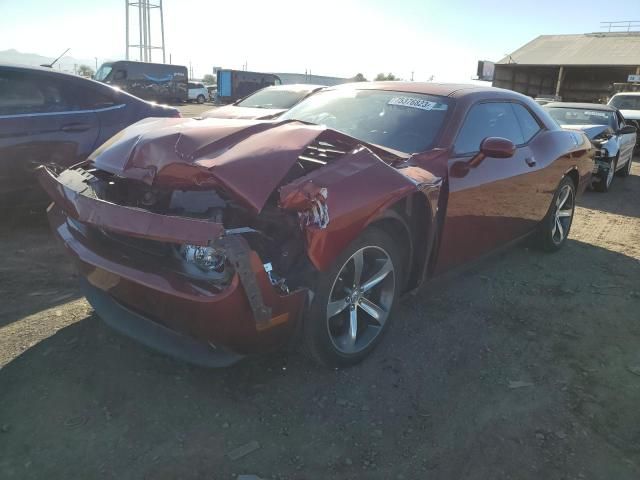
[1,0,639,81]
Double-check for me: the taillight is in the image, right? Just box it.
[171,109,182,118]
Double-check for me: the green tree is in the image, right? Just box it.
[202,73,216,85]
[374,72,398,81]
[77,64,94,77]
[351,73,368,82]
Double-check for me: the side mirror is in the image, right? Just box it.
[618,125,637,135]
[480,137,516,158]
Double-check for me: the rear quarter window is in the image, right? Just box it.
[512,103,542,142]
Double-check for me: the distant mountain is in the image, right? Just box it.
[0,49,111,73]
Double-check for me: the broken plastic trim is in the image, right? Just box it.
[299,187,329,229]
[216,235,272,325]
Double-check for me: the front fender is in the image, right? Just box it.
[602,138,620,158]
[279,147,442,272]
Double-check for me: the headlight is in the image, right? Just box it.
[180,244,226,272]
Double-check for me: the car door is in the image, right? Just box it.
[435,101,545,273]
[615,110,635,169]
[0,69,99,205]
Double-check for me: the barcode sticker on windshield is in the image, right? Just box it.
[388,96,448,111]
[584,111,608,118]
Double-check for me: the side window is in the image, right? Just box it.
[113,70,127,81]
[0,71,116,115]
[0,71,66,115]
[72,84,116,110]
[512,103,542,142]
[616,111,625,129]
[188,82,195,89]
[454,102,524,154]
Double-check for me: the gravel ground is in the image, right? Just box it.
[1,150,639,479]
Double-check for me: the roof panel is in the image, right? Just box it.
[498,33,640,66]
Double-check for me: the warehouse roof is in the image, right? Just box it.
[498,32,640,66]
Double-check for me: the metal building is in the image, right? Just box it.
[493,32,640,102]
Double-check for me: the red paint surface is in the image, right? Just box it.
[48,206,305,353]
[38,166,224,246]
[91,117,325,214]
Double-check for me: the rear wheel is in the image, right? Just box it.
[302,227,403,368]
[594,156,617,192]
[535,176,576,252]
[197,94,206,104]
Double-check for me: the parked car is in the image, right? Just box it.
[216,69,281,104]
[188,82,208,104]
[608,92,640,147]
[205,85,217,102]
[202,84,325,120]
[544,102,636,192]
[94,60,188,103]
[38,82,593,368]
[0,64,180,208]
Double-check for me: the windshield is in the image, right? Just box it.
[280,89,452,154]
[545,107,615,128]
[94,64,112,82]
[609,95,640,110]
[237,88,309,109]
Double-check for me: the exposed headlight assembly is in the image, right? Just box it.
[176,244,232,285]
[180,244,226,272]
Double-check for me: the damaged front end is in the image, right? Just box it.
[564,124,618,184]
[39,117,431,363]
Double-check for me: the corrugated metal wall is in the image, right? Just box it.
[493,65,639,102]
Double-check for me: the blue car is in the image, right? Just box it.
[0,64,180,209]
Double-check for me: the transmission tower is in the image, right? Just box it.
[125,0,166,63]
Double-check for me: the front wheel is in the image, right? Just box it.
[594,156,617,192]
[617,155,633,177]
[535,176,576,252]
[197,94,206,104]
[302,227,403,368]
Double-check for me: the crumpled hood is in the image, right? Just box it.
[619,109,640,121]
[202,105,286,120]
[89,117,329,214]
[561,124,612,140]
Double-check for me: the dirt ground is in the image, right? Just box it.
[1,148,640,479]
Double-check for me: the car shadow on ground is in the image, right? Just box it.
[577,156,640,218]
[1,238,639,479]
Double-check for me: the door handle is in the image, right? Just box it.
[525,157,536,167]
[61,123,92,133]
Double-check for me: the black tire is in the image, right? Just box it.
[617,155,633,177]
[302,227,404,368]
[594,156,617,192]
[535,176,576,252]
[197,94,206,104]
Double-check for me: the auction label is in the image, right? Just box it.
[388,96,448,111]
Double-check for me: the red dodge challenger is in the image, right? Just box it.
[39,82,594,368]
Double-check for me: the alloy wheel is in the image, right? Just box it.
[551,184,575,245]
[326,246,395,354]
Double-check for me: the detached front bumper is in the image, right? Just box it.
[39,167,306,366]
